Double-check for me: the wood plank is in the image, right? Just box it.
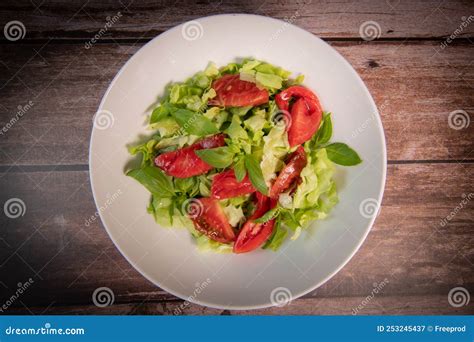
[5,295,473,315]
[0,41,472,165]
[0,0,473,39]
[0,163,472,313]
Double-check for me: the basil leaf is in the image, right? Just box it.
[233,156,246,182]
[168,200,175,225]
[314,112,332,146]
[150,103,177,124]
[171,109,218,136]
[174,177,195,193]
[244,154,268,195]
[127,166,174,196]
[325,143,362,166]
[195,147,234,168]
[254,207,280,223]
[262,220,287,250]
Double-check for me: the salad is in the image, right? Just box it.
[126,60,361,254]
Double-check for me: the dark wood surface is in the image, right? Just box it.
[0,0,473,315]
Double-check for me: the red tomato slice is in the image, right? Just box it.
[155,134,225,178]
[233,193,277,254]
[190,197,235,243]
[211,169,256,199]
[275,85,321,112]
[269,146,307,199]
[275,85,323,147]
[208,74,269,107]
[288,97,322,147]
[251,192,275,219]
[233,219,275,254]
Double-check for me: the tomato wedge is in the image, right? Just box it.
[208,74,269,107]
[269,146,307,199]
[275,85,323,147]
[155,134,225,178]
[233,219,275,254]
[251,192,274,219]
[211,169,256,199]
[233,193,277,254]
[190,197,235,243]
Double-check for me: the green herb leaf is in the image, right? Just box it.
[325,143,362,166]
[244,154,268,195]
[174,177,196,193]
[254,207,280,223]
[168,200,175,225]
[127,166,174,197]
[262,220,288,251]
[233,156,247,182]
[150,103,178,124]
[314,112,332,146]
[171,109,219,136]
[195,147,234,168]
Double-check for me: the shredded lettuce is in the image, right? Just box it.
[260,126,290,185]
[126,59,357,254]
[280,148,339,230]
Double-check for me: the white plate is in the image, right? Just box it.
[89,14,386,310]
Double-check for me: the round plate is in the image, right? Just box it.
[89,14,386,310]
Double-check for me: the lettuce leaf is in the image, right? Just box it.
[260,126,290,185]
[293,148,337,213]
[277,148,339,232]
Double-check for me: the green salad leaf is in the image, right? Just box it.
[171,109,219,136]
[313,112,333,146]
[127,166,174,197]
[233,156,247,182]
[263,220,287,251]
[244,154,269,195]
[195,147,234,168]
[325,143,362,166]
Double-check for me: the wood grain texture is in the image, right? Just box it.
[0,42,472,166]
[1,164,473,314]
[5,295,474,315]
[0,0,473,317]
[0,0,473,39]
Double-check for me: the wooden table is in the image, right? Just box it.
[0,0,473,315]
